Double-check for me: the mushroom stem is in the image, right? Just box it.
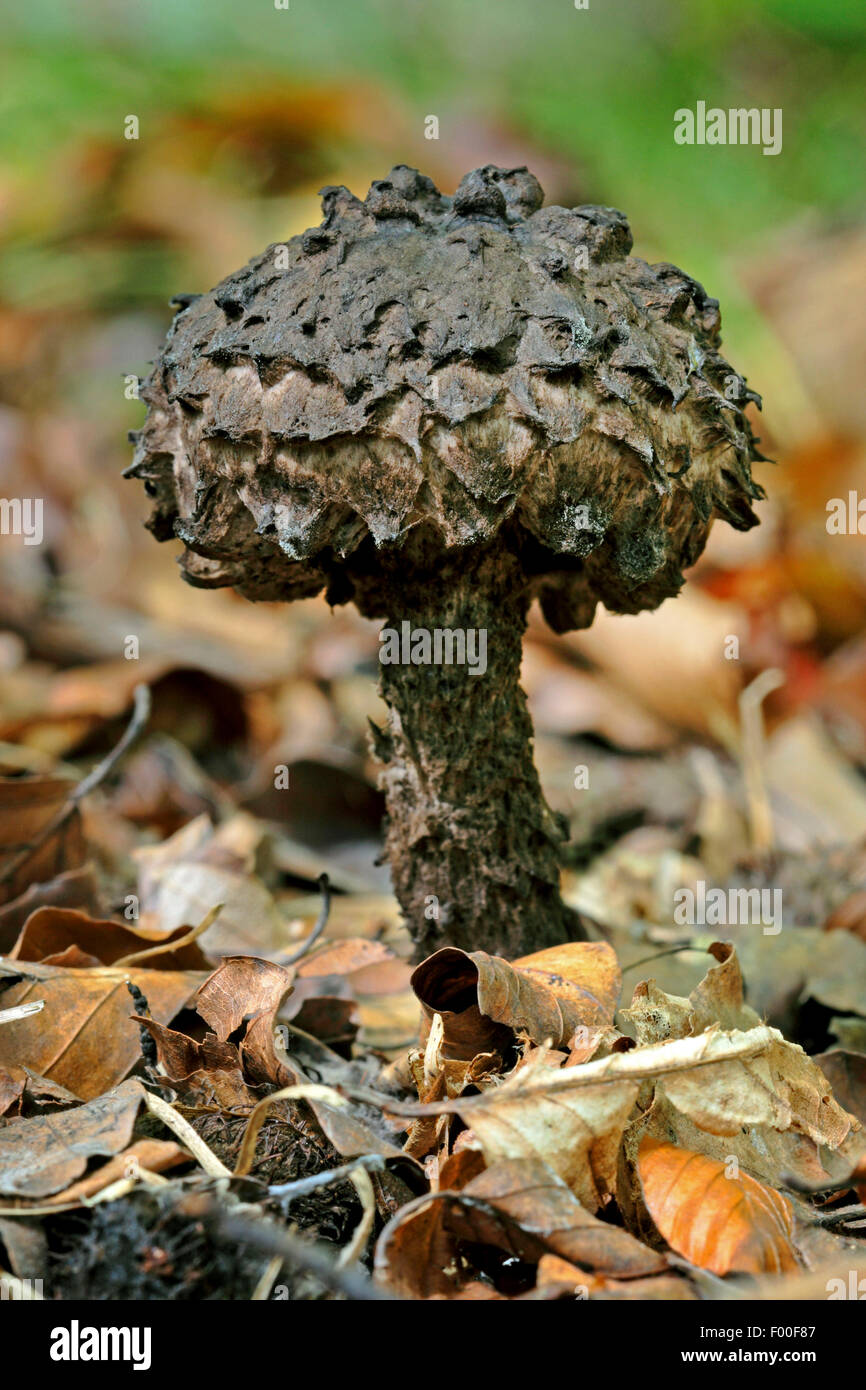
[370,546,586,960]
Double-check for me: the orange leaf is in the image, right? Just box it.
[637,1138,800,1276]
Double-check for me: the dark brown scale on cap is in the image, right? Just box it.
[127,167,767,960]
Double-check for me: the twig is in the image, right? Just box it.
[251,1255,284,1302]
[211,1208,393,1301]
[268,1154,386,1200]
[142,1088,231,1178]
[808,1203,866,1228]
[280,873,331,966]
[0,999,44,1025]
[338,1166,377,1269]
[337,1024,782,1117]
[0,684,152,888]
[782,1169,864,1196]
[621,945,704,974]
[114,901,223,967]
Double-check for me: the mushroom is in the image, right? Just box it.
[127,164,765,960]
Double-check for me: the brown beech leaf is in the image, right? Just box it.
[388,1024,787,1210]
[133,814,287,954]
[637,1138,800,1276]
[0,778,86,907]
[0,958,203,1100]
[0,1078,143,1198]
[375,1157,666,1299]
[0,864,100,954]
[459,1064,638,1211]
[0,1065,81,1117]
[10,906,212,971]
[131,1017,257,1110]
[411,941,620,1060]
[193,955,294,1040]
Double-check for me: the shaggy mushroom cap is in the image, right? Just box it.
[128,164,765,629]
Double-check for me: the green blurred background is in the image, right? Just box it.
[0,0,864,745]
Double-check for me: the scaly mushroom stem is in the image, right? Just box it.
[371,547,585,960]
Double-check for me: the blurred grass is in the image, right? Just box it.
[1,0,864,433]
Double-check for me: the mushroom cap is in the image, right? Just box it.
[128,164,766,628]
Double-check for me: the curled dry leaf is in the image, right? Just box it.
[131,953,297,1110]
[193,955,294,1040]
[9,906,212,971]
[411,940,620,1061]
[620,943,862,1193]
[131,1017,257,1110]
[375,1157,667,1299]
[637,1138,800,1276]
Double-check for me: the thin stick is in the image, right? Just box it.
[113,902,223,967]
[809,1203,866,1227]
[251,1255,284,1302]
[142,1088,231,1178]
[268,1154,386,1200]
[338,1024,781,1117]
[739,668,785,854]
[211,1209,393,1301]
[338,1165,376,1269]
[621,945,703,974]
[0,684,152,887]
[0,999,44,1025]
[280,873,331,966]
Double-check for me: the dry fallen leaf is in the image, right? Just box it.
[0,957,203,1100]
[0,1078,144,1199]
[46,1138,188,1205]
[10,906,212,971]
[375,1157,667,1299]
[637,1137,800,1276]
[0,777,86,907]
[620,943,862,1193]
[411,940,620,1061]
[133,813,287,954]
